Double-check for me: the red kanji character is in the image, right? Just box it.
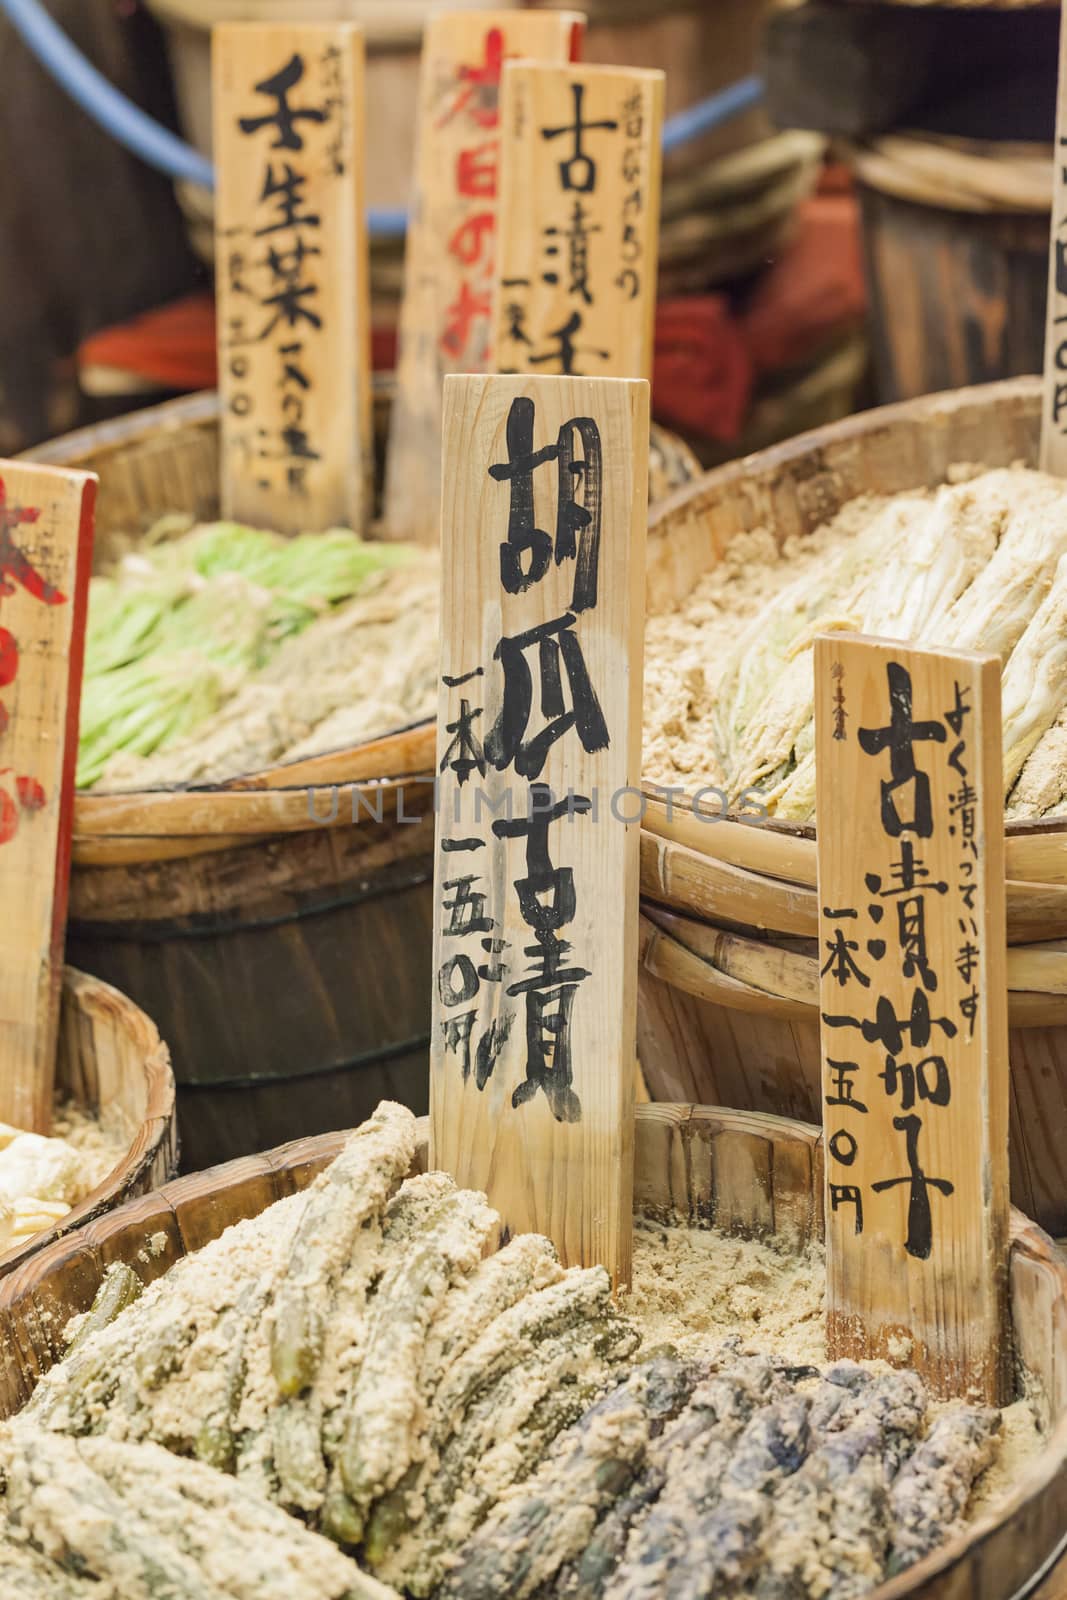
[0,628,17,687]
[437,27,504,130]
[0,788,14,845]
[448,211,494,266]
[16,776,45,812]
[456,142,497,199]
[440,281,491,360]
[0,770,45,846]
[0,475,66,605]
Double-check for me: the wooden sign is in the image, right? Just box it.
[0,463,95,1135]
[382,9,585,544]
[213,23,372,536]
[494,62,664,383]
[1042,0,1067,474]
[430,373,648,1286]
[815,633,1010,1404]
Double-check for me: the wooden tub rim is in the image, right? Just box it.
[1,1100,1065,1600]
[645,371,1042,536]
[24,385,438,858]
[637,905,1067,1028]
[0,967,176,1277]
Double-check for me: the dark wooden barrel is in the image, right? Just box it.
[65,812,433,1174]
[854,144,1049,402]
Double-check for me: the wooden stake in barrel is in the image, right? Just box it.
[430,372,649,1286]
[0,463,95,1134]
[383,10,585,545]
[494,61,664,382]
[814,633,1010,1403]
[213,23,372,536]
[1041,0,1067,474]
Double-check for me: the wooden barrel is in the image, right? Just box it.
[530,0,774,172]
[65,810,435,1174]
[0,967,177,1282]
[637,910,1067,1236]
[852,142,1050,403]
[1,1101,1065,1600]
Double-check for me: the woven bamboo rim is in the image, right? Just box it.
[640,809,1067,947]
[850,133,1052,214]
[1,1103,1066,1600]
[0,968,177,1282]
[640,905,1067,1028]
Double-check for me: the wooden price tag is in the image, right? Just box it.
[815,633,1010,1403]
[430,373,648,1286]
[1042,1,1067,474]
[0,463,95,1134]
[382,9,585,544]
[494,61,664,382]
[213,23,372,536]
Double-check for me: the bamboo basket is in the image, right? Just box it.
[25,390,696,1170]
[635,374,1067,1234]
[1,1100,1066,1600]
[0,968,177,1282]
[28,384,696,866]
[639,375,1067,925]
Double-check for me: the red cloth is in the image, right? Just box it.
[650,192,867,443]
[78,295,398,389]
[740,195,867,376]
[78,292,218,390]
[76,189,866,449]
[652,294,753,443]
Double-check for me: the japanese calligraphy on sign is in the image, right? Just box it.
[213,24,372,536]
[430,373,648,1287]
[815,633,1010,1403]
[0,462,95,1135]
[1042,20,1067,474]
[493,62,663,384]
[383,11,584,545]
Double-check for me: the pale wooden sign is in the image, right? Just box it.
[815,633,1010,1404]
[213,23,372,535]
[430,373,648,1286]
[494,62,664,383]
[1042,0,1067,474]
[382,9,585,544]
[0,463,96,1134]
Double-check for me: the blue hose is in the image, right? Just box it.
[0,0,764,238]
[0,0,216,190]
[662,76,763,155]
